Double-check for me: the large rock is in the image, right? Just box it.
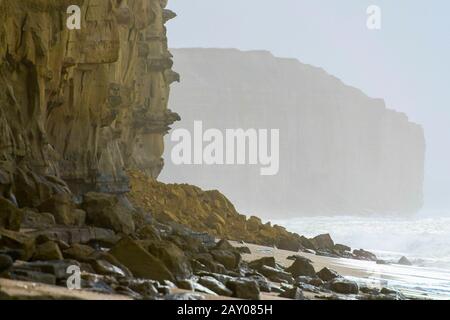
[248,256,277,269]
[177,279,217,296]
[194,255,227,274]
[353,249,377,261]
[0,229,35,260]
[330,279,359,294]
[334,244,351,253]
[259,265,294,284]
[33,241,63,261]
[0,254,13,273]
[21,210,56,229]
[136,225,161,241]
[63,244,96,261]
[226,279,261,300]
[210,249,241,270]
[215,239,235,251]
[0,197,23,231]
[91,260,127,278]
[279,287,305,300]
[249,274,272,293]
[38,194,85,226]
[120,279,158,299]
[109,237,174,282]
[286,256,316,278]
[310,234,334,251]
[140,240,192,280]
[83,193,135,235]
[316,267,340,282]
[198,276,233,296]
[276,237,303,252]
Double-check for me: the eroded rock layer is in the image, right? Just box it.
[0,0,179,206]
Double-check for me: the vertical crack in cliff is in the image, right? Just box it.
[0,0,180,206]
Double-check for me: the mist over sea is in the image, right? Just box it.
[271,215,450,270]
[270,214,450,299]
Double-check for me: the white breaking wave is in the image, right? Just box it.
[271,215,450,269]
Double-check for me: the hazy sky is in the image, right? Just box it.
[166,0,450,214]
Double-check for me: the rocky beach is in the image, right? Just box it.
[0,0,442,302]
[0,170,417,300]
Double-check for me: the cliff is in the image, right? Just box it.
[0,0,179,206]
[162,48,426,217]
[0,2,408,301]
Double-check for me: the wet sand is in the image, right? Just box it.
[233,241,450,300]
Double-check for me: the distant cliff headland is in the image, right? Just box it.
[163,48,426,217]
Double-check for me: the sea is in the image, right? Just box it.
[271,215,450,300]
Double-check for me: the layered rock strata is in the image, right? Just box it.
[0,0,179,206]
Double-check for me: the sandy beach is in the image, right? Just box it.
[232,241,450,300]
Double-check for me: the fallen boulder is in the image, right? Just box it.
[310,234,334,251]
[33,241,63,261]
[63,244,96,261]
[279,287,305,300]
[83,193,135,235]
[119,279,159,299]
[21,210,56,229]
[91,260,127,278]
[276,237,302,252]
[259,265,294,284]
[0,254,13,273]
[0,229,35,260]
[0,197,23,231]
[215,239,235,251]
[140,240,192,280]
[38,194,85,226]
[353,249,377,261]
[226,278,261,300]
[177,279,218,296]
[10,260,80,282]
[316,267,340,282]
[286,256,316,278]
[198,276,233,296]
[109,237,174,282]
[136,225,161,241]
[330,278,359,294]
[248,274,272,293]
[334,244,351,253]
[194,254,227,274]
[248,256,277,269]
[210,249,241,270]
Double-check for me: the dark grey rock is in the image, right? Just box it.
[330,278,359,294]
[286,256,316,277]
[316,267,340,282]
[227,278,260,300]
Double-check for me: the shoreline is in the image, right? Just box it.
[232,241,450,300]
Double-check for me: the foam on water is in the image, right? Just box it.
[271,215,450,299]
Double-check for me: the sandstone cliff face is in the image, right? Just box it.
[0,0,179,206]
[162,48,425,217]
